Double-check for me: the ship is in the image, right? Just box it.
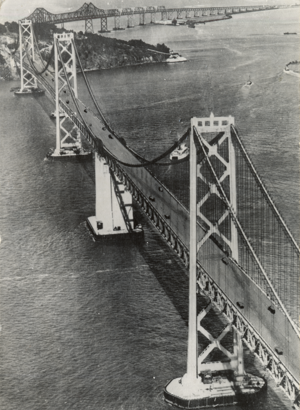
[166,52,187,63]
[50,110,66,119]
[170,143,189,160]
[14,87,45,96]
[244,76,253,87]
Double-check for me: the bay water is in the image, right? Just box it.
[0,8,299,410]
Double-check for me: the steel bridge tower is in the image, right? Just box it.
[16,20,38,94]
[164,114,265,408]
[48,32,91,160]
[85,18,94,33]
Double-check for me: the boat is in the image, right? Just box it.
[50,110,66,119]
[170,143,189,160]
[244,76,253,87]
[166,52,187,63]
[284,32,297,35]
[14,87,45,96]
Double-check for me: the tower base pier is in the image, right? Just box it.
[87,216,143,241]
[87,155,143,240]
[164,371,266,409]
[46,146,92,160]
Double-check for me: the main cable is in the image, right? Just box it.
[54,38,188,167]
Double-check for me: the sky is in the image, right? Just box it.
[0,0,297,23]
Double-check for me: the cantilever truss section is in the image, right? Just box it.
[192,115,300,331]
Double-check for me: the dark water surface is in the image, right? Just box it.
[0,8,299,410]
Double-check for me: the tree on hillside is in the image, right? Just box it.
[5,21,18,33]
[0,24,6,35]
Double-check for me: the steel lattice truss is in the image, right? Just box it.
[23,2,277,24]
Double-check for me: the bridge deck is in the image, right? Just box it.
[23,53,300,386]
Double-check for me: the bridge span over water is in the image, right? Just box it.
[15,20,300,408]
[24,2,278,33]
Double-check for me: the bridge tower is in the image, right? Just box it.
[48,32,90,160]
[87,155,142,239]
[176,10,184,19]
[167,11,174,20]
[99,17,108,33]
[161,10,167,20]
[16,19,38,94]
[139,12,145,26]
[164,114,265,408]
[150,12,156,23]
[114,15,121,30]
[127,14,134,28]
[85,18,94,34]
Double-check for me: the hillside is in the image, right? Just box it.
[0,22,170,80]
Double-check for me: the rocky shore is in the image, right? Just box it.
[0,33,19,81]
[0,22,170,81]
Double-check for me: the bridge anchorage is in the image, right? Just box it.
[164,115,266,408]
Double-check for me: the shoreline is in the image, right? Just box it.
[283,68,300,78]
[284,60,300,78]
[77,59,168,74]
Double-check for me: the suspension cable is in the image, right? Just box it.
[194,126,300,336]
[72,38,113,131]
[231,124,300,254]
[72,37,191,166]
[27,40,55,76]
[55,38,190,168]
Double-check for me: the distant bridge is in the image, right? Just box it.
[23,2,278,33]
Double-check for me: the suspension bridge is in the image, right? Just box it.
[14,19,300,409]
[24,2,278,33]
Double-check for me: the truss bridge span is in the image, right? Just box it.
[24,3,278,32]
[18,26,300,408]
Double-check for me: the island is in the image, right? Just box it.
[0,21,170,80]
